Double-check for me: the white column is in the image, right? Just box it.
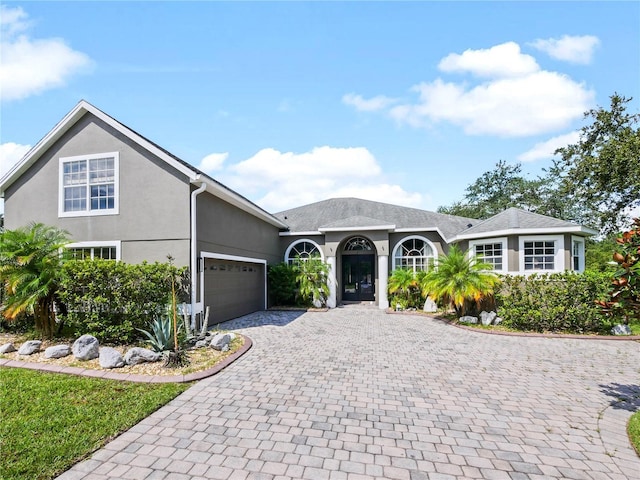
[326,256,337,308]
[378,255,389,309]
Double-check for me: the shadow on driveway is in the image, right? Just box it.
[600,382,640,411]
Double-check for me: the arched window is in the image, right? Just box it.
[344,237,373,252]
[285,240,322,265]
[392,236,436,272]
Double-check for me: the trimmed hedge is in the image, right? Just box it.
[495,272,612,334]
[58,260,188,343]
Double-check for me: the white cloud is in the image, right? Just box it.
[0,142,31,178]
[530,35,600,64]
[0,6,93,102]
[342,93,398,112]
[216,146,424,212]
[347,41,594,137]
[197,152,228,173]
[438,42,539,78]
[517,131,580,162]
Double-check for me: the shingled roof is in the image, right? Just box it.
[275,198,478,240]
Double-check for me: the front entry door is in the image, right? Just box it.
[342,254,375,301]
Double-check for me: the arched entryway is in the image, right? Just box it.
[341,236,376,302]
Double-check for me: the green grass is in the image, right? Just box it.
[629,410,640,457]
[0,368,190,480]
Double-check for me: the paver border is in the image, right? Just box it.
[0,334,252,383]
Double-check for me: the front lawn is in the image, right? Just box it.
[0,368,189,480]
[630,410,640,456]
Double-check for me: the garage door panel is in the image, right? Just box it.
[204,259,264,326]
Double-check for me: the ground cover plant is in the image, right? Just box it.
[0,368,189,480]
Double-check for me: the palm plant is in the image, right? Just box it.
[0,223,69,337]
[388,268,419,309]
[419,245,501,317]
[295,258,330,307]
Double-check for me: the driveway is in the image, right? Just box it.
[58,307,640,480]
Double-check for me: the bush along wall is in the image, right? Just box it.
[495,272,612,334]
[58,260,188,343]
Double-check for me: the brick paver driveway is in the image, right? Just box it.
[59,307,640,480]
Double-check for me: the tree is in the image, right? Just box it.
[552,94,640,234]
[0,223,69,337]
[295,258,330,307]
[438,160,549,220]
[420,245,500,317]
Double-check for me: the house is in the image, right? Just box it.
[0,101,596,324]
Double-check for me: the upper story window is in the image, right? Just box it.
[519,235,564,273]
[285,239,322,265]
[469,237,507,272]
[59,152,119,217]
[392,236,436,272]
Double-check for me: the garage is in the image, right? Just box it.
[202,256,266,326]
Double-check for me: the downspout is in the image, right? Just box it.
[190,180,207,330]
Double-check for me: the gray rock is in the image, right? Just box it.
[124,347,161,365]
[423,296,438,313]
[611,324,632,336]
[210,333,231,351]
[45,345,71,359]
[99,347,125,369]
[72,335,100,360]
[493,316,503,325]
[459,316,478,324]
[480,311,497,326]
[18,340,42,355]
[228,332,237,341]
[0,343,17,354]
[221,344,230,353]
[195,340,209,348]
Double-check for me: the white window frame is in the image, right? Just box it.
[468,237,507,273]
[518,235,564,274]
[571,236,586,273]
[392,235,437,272]
[284,239,324,264]
[59,152,120,217]
[66,241,121,261]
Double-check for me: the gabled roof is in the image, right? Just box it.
[453,207,597,240]
[275,198,477,241]
[0,100,286,229]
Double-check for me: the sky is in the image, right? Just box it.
[1,1,639,215]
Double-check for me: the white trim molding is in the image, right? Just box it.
[571,235,586,273]
[391,235,438,272]
[319,224,395,233]
[469,237,508,273]
[455,226,597,241]
[65,240,121,260]
[518,234,565,274]
[284,238,325,263]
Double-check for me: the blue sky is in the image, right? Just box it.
[1,1,639,214]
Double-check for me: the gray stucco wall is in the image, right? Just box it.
[196,191,282,264]
[3,113,191,265]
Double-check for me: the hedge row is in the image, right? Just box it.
[495,271,612,334]
[58,260,188,343]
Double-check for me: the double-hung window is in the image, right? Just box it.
[59,152,119,217]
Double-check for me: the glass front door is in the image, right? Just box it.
[342,254,375,301]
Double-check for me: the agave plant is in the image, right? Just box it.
[137,316,174,353]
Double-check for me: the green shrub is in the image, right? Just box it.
[58,260,188,343]
[295,258,330,307]
[267,263,298,306]
[496,271,611,334]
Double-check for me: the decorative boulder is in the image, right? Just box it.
[18,340,42,355]
[0,343,17,354]
[210,333,231,351]
[124,347,161,365]
[45,345,71,359]
[195,340,209,349]
[72,335,100,360]
[493,316,503,326]
[99,347,125,369]
[459,316,478,324]
[480,311,497,326]
[423,297,438,313]
[611,324,632,336]
[228,332,237,341]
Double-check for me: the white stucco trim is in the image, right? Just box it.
[65,240,121,260]
[391,235,438,271]
[455,226,597,241]
[284,238,325,263]
[518,234,565,274]
[199,252,269,315]
[279,231,323,236]
[58,152,120,218]
[468,237,508,273]
[319,224,396,232]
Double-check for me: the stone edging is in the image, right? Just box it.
[386,310,640,341]
[0,334,253,383]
